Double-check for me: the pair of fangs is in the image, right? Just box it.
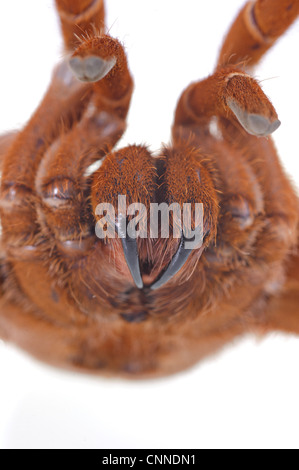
[120,228,203,291]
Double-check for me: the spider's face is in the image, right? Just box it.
[90,144,218,304]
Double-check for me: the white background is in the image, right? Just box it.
[0,0,299,449]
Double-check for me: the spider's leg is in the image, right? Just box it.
[174,0,299,137]
[0,63,91,249]
[173,69,298,293]
[0,132,18,163]
[218,0,299,68]
[0,131,18,255]
[35,35,133,246]
[203,134,299,280]
[69,34,133,119]
[260,241,299,335]
[55,0,105,51]
[0,25,134,329]
[173,68,280,139]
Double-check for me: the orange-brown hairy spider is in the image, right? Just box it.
[0,0,299,378]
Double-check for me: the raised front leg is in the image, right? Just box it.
[173,67,280,138]
[35,34,133,248]
[218,0,299,67]
[69,33,133,119]
[0,26,133,248]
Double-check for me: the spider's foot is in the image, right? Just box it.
[174,68,281,139]
[227,99,281,137]
[69,55,116,82]
[69,34,132,118]
[69,35,122,83]
[225,72,280,137]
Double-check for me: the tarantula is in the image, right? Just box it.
[0,0,298,378]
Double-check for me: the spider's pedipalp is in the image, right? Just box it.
[174,68,280,139]
[71,34,134,119]
[34,34,132,246]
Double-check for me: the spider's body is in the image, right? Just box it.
[0,0,299,378]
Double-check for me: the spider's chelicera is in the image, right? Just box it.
[95,198,204,290]
[95,198,204,245]
[0,0,299,378]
